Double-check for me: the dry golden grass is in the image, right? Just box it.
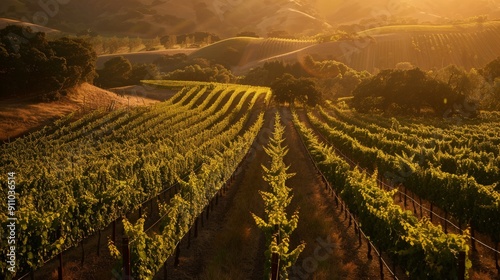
[0,83,158,142]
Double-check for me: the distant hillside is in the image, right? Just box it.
[2,0,499,38]
[0,18,60,33]
[0,0,329,37]
[222,21,500,73]
[315,0,500,25]
[188,37,316,67]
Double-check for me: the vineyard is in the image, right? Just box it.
[251,21,500,73]
[292,103,500,279]
[1,81,500,279]
[0,82,270,279]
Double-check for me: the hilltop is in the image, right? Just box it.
[0,18,60,33]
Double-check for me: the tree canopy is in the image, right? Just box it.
[0,25,97,101]
[271,74,321,106]
[95,56,160,88]
[352,68,469,117]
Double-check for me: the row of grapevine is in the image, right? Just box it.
[112,113,265,279]
[252,113,305,279]
[309,107,500,244]
[292,111,470,279]
[0,83,267,277]
[319,106,500,185]
[328,104,500,156]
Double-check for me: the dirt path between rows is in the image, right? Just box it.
[166,107,382,279]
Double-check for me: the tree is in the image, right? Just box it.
[271,74,321,106]
[0,25,96,100]
[95,56,132,88]
[129,63,160,84]
[434,65,473,97]
[481,56,500,83]
[164,63,235,83]
[49,37,97,86]
[352,68,468,116]
[236,31,260,38]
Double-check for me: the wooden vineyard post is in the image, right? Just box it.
[122,237,131,280]
[150,198,154,216]
[174,245,181,267]
[430,203,433,222]
[81,240,85,265]
[367,242,373,260]
[419,197,423,216]
[444,211,448,234]
[378,251,384,280]
[404,187,407,208]
[194,217,199,238]
[271,251,279,280]
[471,226,477,251]
[97,230,101,256]
[271,225,280,280]
[164,259,168,279]
[58,227,63,280]
[412,196,417,215]
[112,219,116,243]
[495,242,499,274]
[458,251,466,280]
[58,251,63,280]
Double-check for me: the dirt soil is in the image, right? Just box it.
[157,107,384,279]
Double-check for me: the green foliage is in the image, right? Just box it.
[301,55,371,98]
[0,25,97,100]
[95,56,132,88]
[164,63,235,83]
[271,74,321,106]
[96,56,160,88]
[252,113,305,279]
[481,56,500,82]
[0,84,268,277]
[316,104,500,243]
[292,110,471,279]
[352,68,470,116]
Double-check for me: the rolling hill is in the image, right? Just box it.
[188,37,316,67]
[2,0,500,38]
[97,21,500,74]
[0,18,60,33]
[0,83,159,141]
[197,21,500,74]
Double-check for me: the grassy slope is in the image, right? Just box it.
[189,37,316,71]
[0,83,158,141]
[0,18,60,33]
[237,21,500,73]
[96,49,196,69]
